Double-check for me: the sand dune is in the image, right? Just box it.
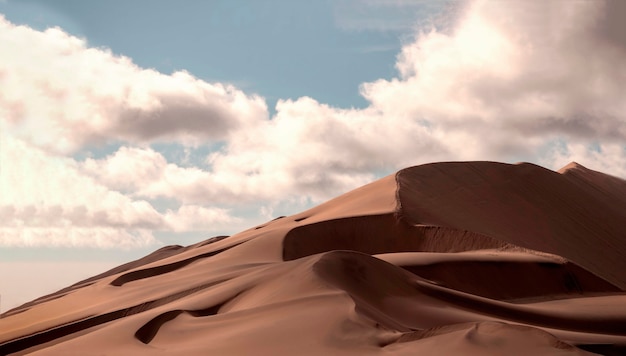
[1,161,625,355]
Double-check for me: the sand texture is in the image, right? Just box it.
[1,161,625,355]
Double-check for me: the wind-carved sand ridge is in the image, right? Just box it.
[1,161,625,355]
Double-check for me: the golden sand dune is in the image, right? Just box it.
[1,161,625,355]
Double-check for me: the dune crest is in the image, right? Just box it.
[1,161,625,355]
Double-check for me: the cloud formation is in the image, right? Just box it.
[0,137,239,248]
[1,1,625,248]
[191,0,626,200]
[0,16,268,154]
[362,0,626,158]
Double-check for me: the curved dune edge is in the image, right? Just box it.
[110,241,244,286]
[396,161,626,289]
[377,251,620,301]
[314,251,626,335]
[283,213,516,260]
[1,161,625,355]
[9,250,623,355]
[14,250,623,355]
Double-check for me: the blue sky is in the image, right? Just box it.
[1,0,626,311]
[2,0,440,110]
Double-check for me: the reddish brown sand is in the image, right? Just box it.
[1,161,625,355]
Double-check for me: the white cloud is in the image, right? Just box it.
[79,97,445,205]
[164,205,241,233]
[208,97,447,200]
[80,146,168,194]
[0,16,260,247]
[80,141,380,205]
[2,0,626,248]
[0,138,161,228]
[0,136,240,248]
[79,0,626,210]
[546,142,626,179]
[0,227,155,249]
[360,0,626,167]
[199,0,626,195]
[0,16,268,154]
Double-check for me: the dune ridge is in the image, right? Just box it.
[397,162,626,288]
[1,161,624,355]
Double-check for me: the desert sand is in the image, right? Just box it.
[1,161,625,355]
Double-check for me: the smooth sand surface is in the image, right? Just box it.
[1,161,624,355]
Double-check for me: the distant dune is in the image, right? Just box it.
[1,161,625,355]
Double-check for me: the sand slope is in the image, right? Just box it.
[1,161,625,355]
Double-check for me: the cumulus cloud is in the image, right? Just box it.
[183,0,625,197]
[547,142,626,179]
[80,97,446,205]
[2,0,626,248]
[80,146,168,194]
[164,205,240,233]
[185,0,626,199]
[0,16,268,154]
[361,0,626,164]
[208,97,447,200]
[0,137,239,248]
[78,0,626,213]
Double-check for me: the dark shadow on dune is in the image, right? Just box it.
[283,214,514,261]
[401,260,621,301]
[135,310,185,345]
[396,162,626,289]
[110,241,243,287]
[2,236,231,317]
[577,344,626,356]
[193,235,230,248]
[313,251,626,336]
[0,280,229,355]
[135,297,235,344]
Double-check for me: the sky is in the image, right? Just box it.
[1,0,625,311]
